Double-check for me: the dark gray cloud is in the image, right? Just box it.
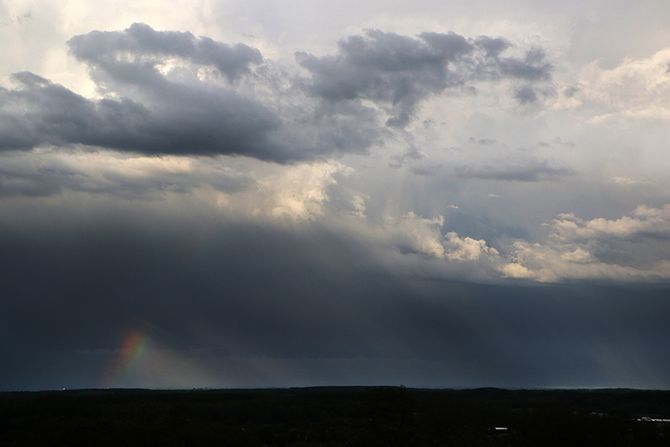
[297,30,553,126]
[67,22,262,82]
[1,215,669,390]
[457,160,572,182]
[475,36,511,58]
[0,24,383,163]
[514,84,538,104]
[296,30,472,127]
[0,70,288,160]
[498,48,552,81]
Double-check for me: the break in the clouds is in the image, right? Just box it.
[1,0,670,390]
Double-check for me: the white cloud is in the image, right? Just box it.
[350,193,367,218]
[393,212,446,258]
[499,240,670,282]
[445,231,499,261]
[558,47,670,120]
[499,205,670,282]
[260,160,351,221]
[550,205,670,241]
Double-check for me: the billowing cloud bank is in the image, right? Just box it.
[0,23,552,161]
[2,22,668,283]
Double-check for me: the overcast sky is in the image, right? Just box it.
[2,0,670,390]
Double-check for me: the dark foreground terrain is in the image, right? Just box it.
[1,387,669,446]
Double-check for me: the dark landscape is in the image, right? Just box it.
[2,387,670,446]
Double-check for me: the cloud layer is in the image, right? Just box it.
[0,23,553,162]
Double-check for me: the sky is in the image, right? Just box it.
[1,0,670,390]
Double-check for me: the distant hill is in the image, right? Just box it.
[2,387,669,446]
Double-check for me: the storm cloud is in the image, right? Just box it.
[297,30,553,126]
[0,70,285,159]
[67,22,263,82]
[0,24,552,161]
[1,215,669,390]
[0,24,385,162]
